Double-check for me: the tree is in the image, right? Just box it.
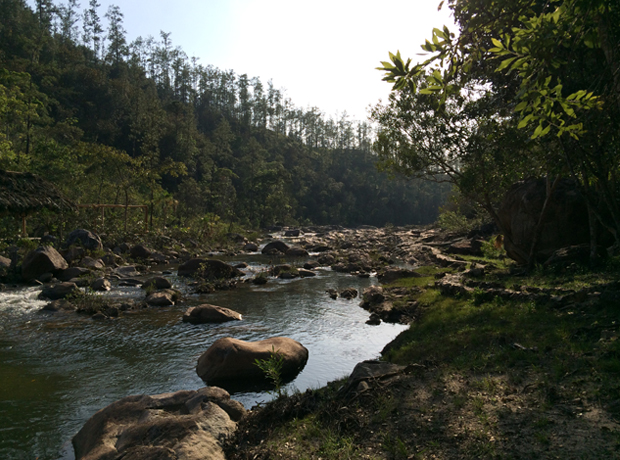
[376,0,620,256]
[82,0,103,61]
[105,4,128,65]
[58,0,80,42]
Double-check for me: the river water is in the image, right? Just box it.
[0,253,408,460]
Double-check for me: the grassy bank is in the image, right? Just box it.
[228,260,620,459]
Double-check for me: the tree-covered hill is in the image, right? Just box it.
[0,0,449,236]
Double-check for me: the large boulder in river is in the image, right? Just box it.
[64,229,103,251]
[261,241,289,255]
[196,337,309,388]
[497,178,591,264]
[178,258,242,279]
[183,304,242,324]
[22,246,68,281]
[72,387,244,460]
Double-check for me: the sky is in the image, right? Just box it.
[33,0,456,121]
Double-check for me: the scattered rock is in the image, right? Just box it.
[22,246,68,281]
[90,278,111,291]
[378,268,422,284]
[142,276,172,290]
[178,258,242,279]
[114,265,140,278]
[58,267,91,282]
[145,289,178,306]
[286,247,309,257]
[298,269,316,277]
[41,299,76,312]
[38,282,80,300]
[183,304,242,324]
[304,260,320,270]
[243,243,258,252]
[130,244,152,260]
[340,288,358,299]
[79,256,105,270]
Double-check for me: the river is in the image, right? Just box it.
[0,253,408,460]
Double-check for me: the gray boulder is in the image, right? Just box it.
[22,246,68,281]
[183,304,242,324]
[261,241,289,255]
[72,387,244,460]
[64,229,103,251]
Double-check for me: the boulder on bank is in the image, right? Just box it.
[22,246,68,281]
[497,178,592,264]
[64,229,103,251]
[261,241,289,255]
[178,258,242,279]
[196,337,309,388]
[72,387,244,460]
[183,304,242,324]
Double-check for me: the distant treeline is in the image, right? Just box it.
[0,0,449,233]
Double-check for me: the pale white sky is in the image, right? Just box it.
[37,0,456,121]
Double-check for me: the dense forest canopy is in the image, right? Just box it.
[374,0,620,263]
[0,0,450,237]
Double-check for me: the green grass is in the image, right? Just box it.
[380,261,620,409]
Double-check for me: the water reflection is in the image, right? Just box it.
[0,258,407,460]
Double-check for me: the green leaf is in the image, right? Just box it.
[515,101,528,112]
[496,57,517,71]
[491,38,504,49]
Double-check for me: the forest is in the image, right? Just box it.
[0,0,450,238]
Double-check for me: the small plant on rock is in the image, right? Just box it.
[255,346,285,396]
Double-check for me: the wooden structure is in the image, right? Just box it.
[0,170,76,237]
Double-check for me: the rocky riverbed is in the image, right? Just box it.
[4,223,617,459]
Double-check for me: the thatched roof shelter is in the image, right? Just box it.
[0,170,76,217]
